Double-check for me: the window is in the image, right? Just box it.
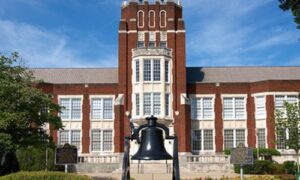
[137,41,144,48]
[60,98,82,120]
[257,128,266,148]
[137,32,145,48]
[148,41,156,48]
[135,61,140,82]
[192,129,214,152]
[191,97,214,120]
[91,130,113,152]
[143,93,161,116]
[165,60,169,82]
[143,59,151,81]
[255,96,266,119]
[275,95,298,116]
[223,97,246,120]
[59,130,81,150]
[149,11,155,28]
[153,60,160,81]
[160,41,167,48]
[143,59,161,82]
[160,10,167,27]
[224,129,246,149]
[276,128,287,150]
[137,11,144,28]
[165,94,170,116]
[91,98,113,120]
[135,94,140,116]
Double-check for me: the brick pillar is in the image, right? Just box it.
[175,104,191,152]
[247,95,256,148]
[266,95,275,148]
[114,104,124,152]
[82,94,90,153]
[215,93,223,152]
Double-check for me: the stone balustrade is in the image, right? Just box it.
[77,155,120,163]
[186,155,231,164]
[132,48,172,58]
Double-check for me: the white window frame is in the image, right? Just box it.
[223,129,247,149]
[143,59,161,83]
[222,94,247,120]
[58,130,82,152]
[256,128,266,148]
[135,60,140,83]
[274,94,299,118]
[190,95,215,121]
[90,129,114,153]
[58,95,83,121]
[90,95,115,121]
[191,129,215,153]
[160,10,167,28]
[137,10,144,28]
[255,95,266,119]
[143,93,161,116]
[165,60,170,83]
[148,10,155,28]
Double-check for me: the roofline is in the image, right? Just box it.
[31,67,118,70]
[187,66,300,68]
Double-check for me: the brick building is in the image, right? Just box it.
[33,0,300,165]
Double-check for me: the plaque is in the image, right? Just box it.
[55,143,78,165]
[230,143,254,165]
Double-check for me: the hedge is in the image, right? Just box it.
[0,171,90,180]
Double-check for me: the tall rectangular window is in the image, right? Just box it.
[224,129,246,149]
[203,130,214,150]
[148,41,155,48]
[160,41,167,48]
[153,60,161,81]
[91,98,113,120]
[91,130,113,152]
[59,98,82,120]
[276,128,287,150]
[275,95,298,117]
[191,97,214,120]
[153,93,161,115]
[143,60,151,81]
[135,61,140,82]
[58,130,81,150]
[135,94,140,116]
[255,96,266,119]
[165,60,169,83]
[235,129,245,147]
[192,130,201,151]
[224,129,234,150]
[223,97,246,120]
[257,128,266,148]
[137,41,144,48]
[143,93,152,115]
[165,94,170,116]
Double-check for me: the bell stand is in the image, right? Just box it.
[121,116,180,180]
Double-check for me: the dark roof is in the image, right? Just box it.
[32,67,300,84]
[32,68,118,84]
[187,67,300,83]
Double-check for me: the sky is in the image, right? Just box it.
[0,0,299,68]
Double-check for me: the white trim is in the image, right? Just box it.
[90,129,114,154]
[221,95,247,120]
[221,94,247,98]
[251,92,300,97]
[160,10,167,28]
[254,95,266,120]
[58,129,82,153]
[190,94,216,98]
[89,95,115,121]
[58,95,83,121]
[137,10,144,28]
[148,10,156,28]
[190,95,215,121]
[191,129,215,154]
[223,128,248,149]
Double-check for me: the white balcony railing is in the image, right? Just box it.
[132,48,172,58]
[187,155,230,164]
[78,155,120,163]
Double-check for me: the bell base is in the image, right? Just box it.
[131,155,173,161]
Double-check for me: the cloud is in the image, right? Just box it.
[0,19,117,68]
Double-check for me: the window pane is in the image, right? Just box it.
[257,129,266,148]
[190,98,198,119]
[91,130,101,151]
[103,99,113,119]
[60,99,70,119]
[275,95,285,111]
[135,61,140,82]
[143,60,151,81]
[203,130,213,150]
[103,130,113,151]
[153,93,161,115]
[203,98,213,119]
[256,96,265,118]
[287,95,298,104]
[59,130,69,145]
[224,130,234,149]
[153,60,161,81]
[137,41,144,48]
[165,94,170,116]
[92,99,102,119]
[71,99,81,120]
[136,94,140,116]
[165,60,169,82]
[71,130,81,149]
[236,129,245,147]
[148,41,155,48]
[160,41,167,48]
[224,98,233,119]
[235,98,245,119]
[192,130,201,151]
[144,93,151,115]
[277,128,286,150]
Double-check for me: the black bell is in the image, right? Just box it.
[131,116,172,160]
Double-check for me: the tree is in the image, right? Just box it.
[275,93,300,172]
[279,0,300,29]
[0,52,63,174]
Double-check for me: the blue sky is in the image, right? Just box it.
[0,0,299,67]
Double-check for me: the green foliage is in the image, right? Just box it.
[283,161,297,174]
[234,160,277,174]
[279,0,300,29]
[16,147,63,172]
[0,171,90,180]
[223,149,231,155]
[224,148,280,158]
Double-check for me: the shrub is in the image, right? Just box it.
[234,160,276,174]
[224,148,280,158]
[16,147,63,171]
[0,171,90,180]
[283,161,297,174]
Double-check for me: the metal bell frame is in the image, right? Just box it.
[122,115,180,180]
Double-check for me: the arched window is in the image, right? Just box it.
[149,10,155,28]
[160,10,167,28]
[137,10,144,28]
